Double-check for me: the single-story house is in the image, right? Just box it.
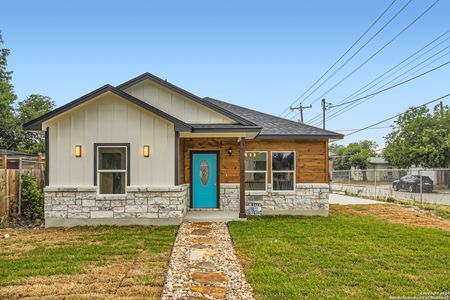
[24,72,343,227]
[350,157,403,182]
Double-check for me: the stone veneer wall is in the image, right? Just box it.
[44,184,189,227]
[220,183,329,216]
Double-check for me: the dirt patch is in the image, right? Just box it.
[0,228,109,258]
[331,204,450,231]
[0,251,166,299]
[0,227,174,299]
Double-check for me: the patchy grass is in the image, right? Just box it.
[0,226,177,299]
[229,205,450,299]
[337,189,450,221]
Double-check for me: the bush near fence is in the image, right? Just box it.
[0,158,44,222]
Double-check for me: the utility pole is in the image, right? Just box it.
[321,98,332,130]
[290,104,312,123]
[440,101,444,118]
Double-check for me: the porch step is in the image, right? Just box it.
[184,211,244,222]
[189,208,222,212]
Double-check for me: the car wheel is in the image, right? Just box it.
[408,185,415,193]
[393,184,399,191]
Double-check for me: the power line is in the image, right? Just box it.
[284,0,413,118]
[319,52,450,124]
[300,0,441,111]
[308,51,450,125]
[306,31,450,124]
[344,93,450,137]
[278,0,400,118]
[335,126,393,132]
[330,60,450,108]
[333,32,449,106]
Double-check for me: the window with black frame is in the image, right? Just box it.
[97,146,127,194]
[245,151,267,191]
[272,151,295,191]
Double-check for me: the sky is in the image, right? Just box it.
[1,0,449,148]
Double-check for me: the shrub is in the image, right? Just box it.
[21,174,44,221]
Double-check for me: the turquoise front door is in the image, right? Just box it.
[192,153,218,208]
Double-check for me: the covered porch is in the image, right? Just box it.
[176,133,253,219]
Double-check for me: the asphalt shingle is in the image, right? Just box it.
[203,97,343,139]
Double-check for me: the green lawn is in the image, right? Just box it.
[0,225,177,299]
[228,209,450,299]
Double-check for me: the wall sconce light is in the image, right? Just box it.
[143,145,150,157]
[228,147,233,156]
[75,145,82,157]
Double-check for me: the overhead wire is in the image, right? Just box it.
[299,0,441,111]
[278,0,401,118]
[343,93,450,137]
[305,30,450,124]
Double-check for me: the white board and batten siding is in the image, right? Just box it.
[46,93,175,187]
[125,80,234,124]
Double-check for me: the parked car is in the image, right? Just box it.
[392,175,433,193]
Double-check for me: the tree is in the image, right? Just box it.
[16,94,55,153]
[383,104,450,168]
[333,140,378,181]
[0,30,19,150]
[0,32,54,153]
[16,94,54,124]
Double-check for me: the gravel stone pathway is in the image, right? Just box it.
[161,222,254,300]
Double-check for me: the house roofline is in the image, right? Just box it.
[116,72,257,126]
[191,127,262,133]
[23,84,192,131]
[255,134,344,140]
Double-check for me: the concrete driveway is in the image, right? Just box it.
[329,193,389,205]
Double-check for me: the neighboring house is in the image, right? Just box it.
[351,157,402,182]
[24,72,343,227]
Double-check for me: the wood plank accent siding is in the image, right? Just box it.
[182,138,328,184]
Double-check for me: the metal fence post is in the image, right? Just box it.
[374,169,377,199]
[348,170,351,185]
[18,158,22,216]
[419,169,423,206]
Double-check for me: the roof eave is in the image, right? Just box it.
[22,84,192,132]
[191,127,262,133]
[256,134,344,140]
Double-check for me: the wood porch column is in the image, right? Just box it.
[239,137,246,218]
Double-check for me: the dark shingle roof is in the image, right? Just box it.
[191,124,261,132]
[203,97,343,139]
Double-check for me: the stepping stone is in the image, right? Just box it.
[192,244,208,249]
[194,261,216,271]
[191,222,212,228]
[190,249,207,261]
[191,272,227,284]
[191,237,214,244]
[191,229,211,236]
[191,286,227,299]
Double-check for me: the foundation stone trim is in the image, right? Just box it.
[44,184,189,227]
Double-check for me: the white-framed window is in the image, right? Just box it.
[96,145,128,195]
[245,151,267,191]
[272,151,296,192]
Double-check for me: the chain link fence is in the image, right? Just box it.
[331,168,450,206]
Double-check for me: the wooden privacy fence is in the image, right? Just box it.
[0,165,44,221]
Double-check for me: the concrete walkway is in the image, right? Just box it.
[329,193,390,205]
[161,222,254,300]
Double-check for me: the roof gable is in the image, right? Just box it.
[23,85,192,131]
[117,72,255,126]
